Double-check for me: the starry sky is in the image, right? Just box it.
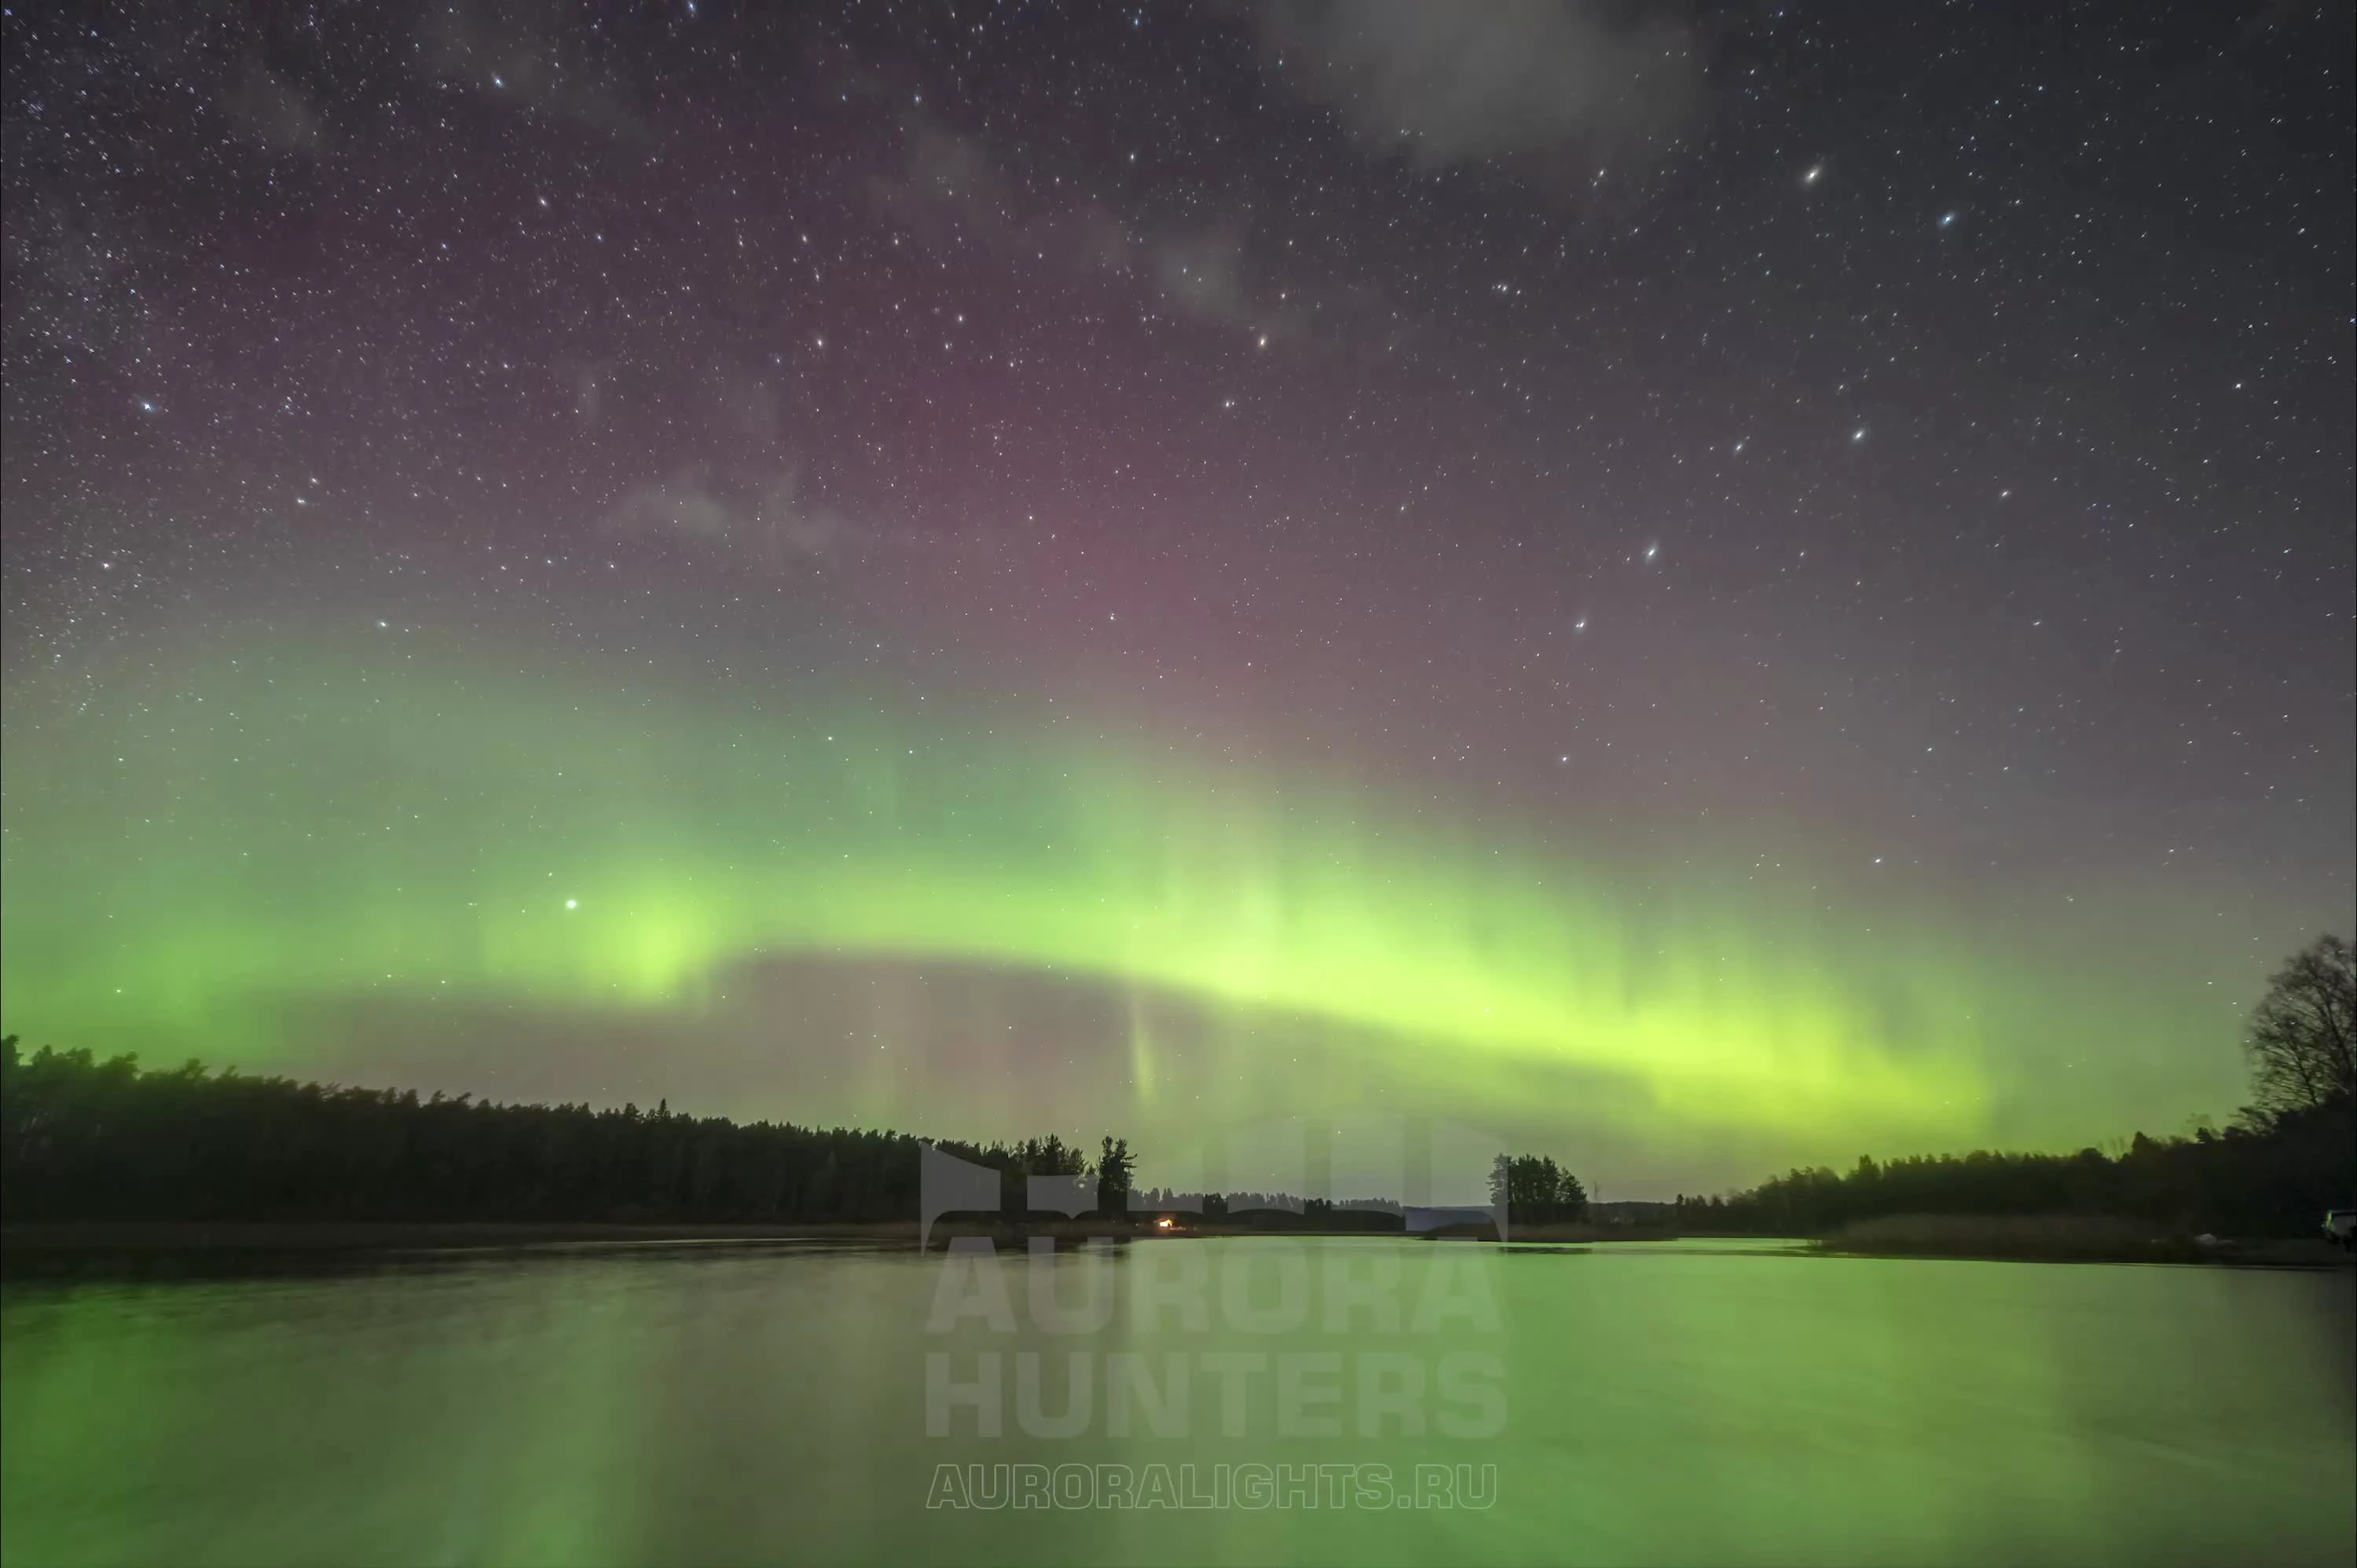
[4,2,2352,1196]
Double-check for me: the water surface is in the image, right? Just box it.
[4,1238,2350,1566]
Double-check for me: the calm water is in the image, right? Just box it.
[3,1237,2351,1566]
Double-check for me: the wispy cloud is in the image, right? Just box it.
[600,465,864,572]
[219,60,330,156]
[877,114,1376,349]
[1252,0,1698,171]
[422,1,650,144]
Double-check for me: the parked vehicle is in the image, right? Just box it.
[2325,1210,2357,1249]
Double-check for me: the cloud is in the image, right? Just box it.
[1149,218,1260,332]
[601,465,864,571]
[877,115,1376,349]
[1252,0,1698,170]
[423,2,649,143]
[220,60,330,156]
[880,118,1134,278]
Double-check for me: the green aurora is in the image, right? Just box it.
[0,632,2261,1172]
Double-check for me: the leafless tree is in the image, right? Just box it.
[2243,935,2356,1119]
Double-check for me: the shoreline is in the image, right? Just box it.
[0,1218,1693,1266]
[1814,1236,2353,1269]
[0,1220,930,1262]
[5,1219,2345,1272]
[0,1218,1690,1252]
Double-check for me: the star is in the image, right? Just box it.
[0,0,2343,1229]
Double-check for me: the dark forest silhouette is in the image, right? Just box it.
[2,936,2348,1238]
[1492,1152,1590,1227]
[1691,934,2354,1239]
[1683,1098,2351,1238]
[0,1035,1109,1227]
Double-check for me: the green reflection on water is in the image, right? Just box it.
[2,1240,2351,1567]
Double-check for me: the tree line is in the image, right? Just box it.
[1687,1099,2350,1237]
[0,1035,1129,1227]
[1700,934,2355,1238]
[3,935,2345,1236]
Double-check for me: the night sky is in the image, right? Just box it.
[4,2,2351,1196]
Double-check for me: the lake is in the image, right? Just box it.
[3,1237,2351,1566]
